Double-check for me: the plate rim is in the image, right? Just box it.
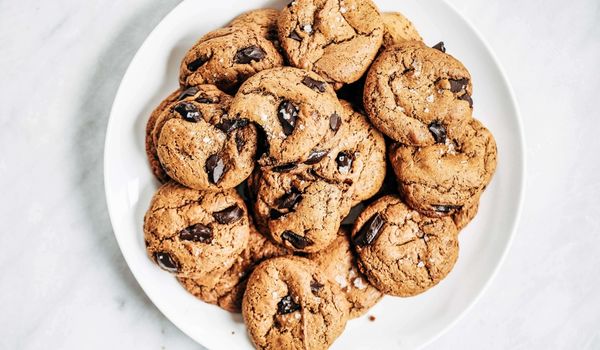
[103,0,526,349]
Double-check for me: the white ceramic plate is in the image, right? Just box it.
[104,0,525,349]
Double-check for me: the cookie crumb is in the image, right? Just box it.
[368,315,376,322]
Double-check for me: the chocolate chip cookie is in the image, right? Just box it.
[278,0,384,88]
[364,41,473,146]
[177,220,289,312]
[154,85,257,191]
[381,12,423,47]
[242,256,348,350]
[229,9,280,44]
[389,118,497,217]
[251,169,351,253]
[179,27,283,91]
[145,89,197,182]
[352,195,459,297]
[229,67,344,166]
[308,228,382,318]
[143,182,249,282]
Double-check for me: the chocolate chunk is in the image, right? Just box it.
[205,154,226,184]
[272,163,297,172]
[178,86,199,100]
[277,100,299,136]
[187,56,209,71]
[304,149,328,165]
[432,204,462,214]
[329,113,341,132]
[336,152,353,174]
[428,122,447,144]
[432,41,446,53]
[195,94,219,104]
[213,204,244,224]
[277,295,300,314]
[270,209,285,219]
[234,45,266,64]
[281,231,313,249]
[459,93,473,108]
[289,31,302,41]
[301,76,326,93]
[174,102,202,122]
[235,133,245,153]
[449,78,469,93]
[179,223,213,243]
[276,187,302,210]
[154,252,179,273]
[353,213,385,247]
[215,118,249,134]
[310,280,324,294]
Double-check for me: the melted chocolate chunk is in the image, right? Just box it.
[272,163,297,172]
[205,154,226,184]
[278,100,299,136]
[195,94,219,104]
[432,41,446,53]
[428,122,447,144]
[213,204,244,224]
[459,93,473,108]
[215,118,249,134]
[234,45,266,64]
[281,231,313,249]
[178,86,199,100]
[336,152,353,174]
[155,252,179,273]
[270,209,285,219]
[187,56,209,71]
[301,76,326,93]
[276,187,302,210]
[179,224,213,243]
[277,295,300,314]
[449,78,469,93]
[353,213,385,247]
[304,149,328,164]
[174,102,202,122]
[432,205,462,214]
[329,113,341,132]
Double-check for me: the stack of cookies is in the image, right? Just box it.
[143,1,497,349]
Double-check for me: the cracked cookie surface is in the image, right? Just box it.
[242,256,348,350]
[351,195,459,297]
[308,228,382,318]
[177,220,289,312]
[381,12,423,47]
[250,168,351,253]
[143,182,250,281]
[389,118,497,217]
[364,41,473,146]
[278,0,383,88]
[230,67,344,166]
[155,85,257,191]
[228,9,281,45]
[179,27,283,92]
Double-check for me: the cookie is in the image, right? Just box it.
[351,195,459,297]
[143,182,249,282]
[229,67,344,166]
[381,12,422,47]
[179,27,283,92]
[278,0,384,88]
[242,256,348,350]
[389,118,497,216]
[308,228,382,318]
[251,169,350,253]
[177,221,289,312]
[229,9,280,44]
[154,85,257,191]
[145,89,194,183]
[364,41,473,146]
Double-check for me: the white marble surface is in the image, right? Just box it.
[0,0,599,348]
